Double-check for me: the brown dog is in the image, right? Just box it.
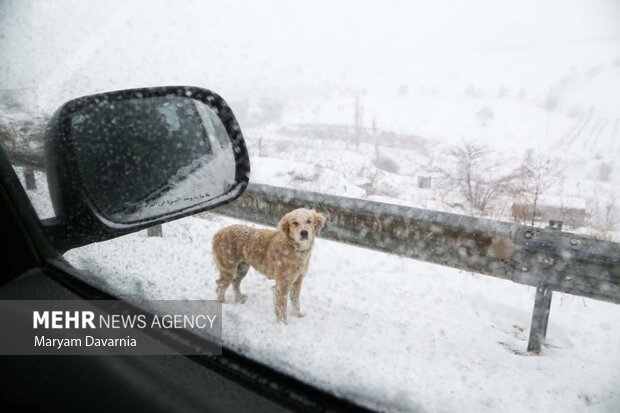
[212,208,325,324]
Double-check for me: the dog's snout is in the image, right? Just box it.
[300,230,309,239]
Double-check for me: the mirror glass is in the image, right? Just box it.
[69,96,237,223]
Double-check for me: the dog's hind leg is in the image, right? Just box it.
[232,262,250,303]
[215,270,234,302]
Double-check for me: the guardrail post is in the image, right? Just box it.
[527,220,560,354]
[147,225,163,237]
[24,168,36,190]
[527,286,552,353]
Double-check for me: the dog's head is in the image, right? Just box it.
[278,208,325,247]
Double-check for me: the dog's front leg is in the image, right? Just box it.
[215,271,234,303]
[289,275,305,318]
[273,277,292,324]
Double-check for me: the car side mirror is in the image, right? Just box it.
[43,86,250,252]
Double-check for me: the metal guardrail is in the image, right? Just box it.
[6,148,620,353]
[216,183,620,304]
[6,148,45,170]
[213,183,620,353]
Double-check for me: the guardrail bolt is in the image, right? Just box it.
[24,168,36,190]
[541,256,555,266]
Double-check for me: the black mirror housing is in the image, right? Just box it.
[43,86,250,252]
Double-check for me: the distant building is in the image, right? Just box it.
[512,196,586,227]
[417,176,431,189]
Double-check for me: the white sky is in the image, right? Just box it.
[1,0,619,109]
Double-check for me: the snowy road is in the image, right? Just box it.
[63,214,620,413]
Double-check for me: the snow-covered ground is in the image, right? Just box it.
[12,166,620,413]
[63,214,620,413]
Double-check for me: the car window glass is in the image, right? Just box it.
[1,1,619,412]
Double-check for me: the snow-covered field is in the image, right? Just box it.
[63,215,620,413]
[241,122,619,239]
[13,166,620,413]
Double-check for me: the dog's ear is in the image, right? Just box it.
[278,213,291,237]
[313,212,325,235]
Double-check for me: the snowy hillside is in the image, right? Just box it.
[2,0,619,240]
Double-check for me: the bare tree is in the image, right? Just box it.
[432,140,515,215]
[497,86,508,99]
[372,113,379,158]
[512,151,560,226]
[353,93,364,150]
[543,91,560,137]
[588,189,618,241]
[476,107,494,126]
[257,136,264,157]
[599,162,612,182]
